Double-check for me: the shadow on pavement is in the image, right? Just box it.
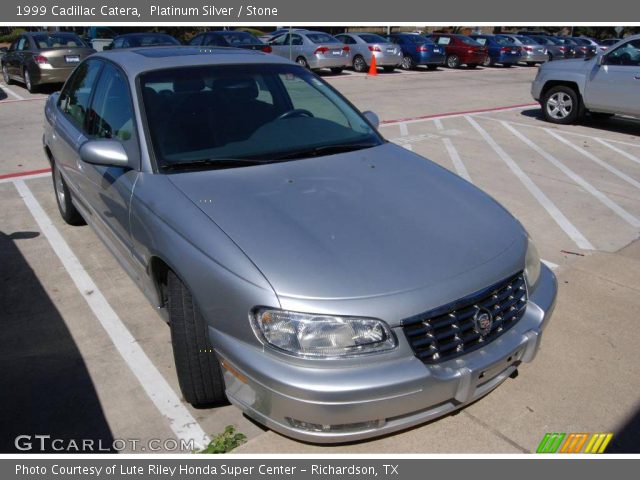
[608,403,640,453]
[520,107,640,137]
[0,231,115,453]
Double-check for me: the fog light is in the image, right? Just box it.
[286,417,381,433]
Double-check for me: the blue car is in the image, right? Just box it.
[469,34,522,67]
[385,33,446,70]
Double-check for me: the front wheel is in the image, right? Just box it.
[542,85,583,124]
[446,55,460,69]
[52,162,85,226]
[483,56,493,67]
[168,270,228,407]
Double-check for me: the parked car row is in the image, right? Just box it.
[0,29,630,93]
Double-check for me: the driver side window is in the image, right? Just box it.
[605,40,640,66]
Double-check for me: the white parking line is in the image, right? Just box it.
[542,259,559,270]
[433,118,444,131]
[0,83,25,101]
[476,115,640,149]
[13,179,210,449]
[546,130,640,191]
[594,138,640,166]
[442,137,471,183]
[396,122,413,151]
[502,122,640,228]
[466,116,594,251]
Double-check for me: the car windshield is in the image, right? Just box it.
[140,64,383,170]
[306,33,340,44]
[220,32,261,45]
[32,33,86,49]
[358,33,389,44]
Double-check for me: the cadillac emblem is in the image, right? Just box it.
[473,307,493,337]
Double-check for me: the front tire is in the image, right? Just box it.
[542,85,583,124]
[168,270,227,407]
[483,56,493,67]
[446,55,461,69]
[52,162,85,226]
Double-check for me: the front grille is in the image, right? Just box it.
[402,272,527,364]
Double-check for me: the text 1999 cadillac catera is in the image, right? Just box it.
[43,46,557,442]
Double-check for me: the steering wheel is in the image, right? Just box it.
[276,109,314,121]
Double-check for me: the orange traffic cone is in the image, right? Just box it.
[368,54,378,76]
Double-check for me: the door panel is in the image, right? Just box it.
[585,40,640,115]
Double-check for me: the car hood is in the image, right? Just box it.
[167,143,525,303]
[542,57,594,71]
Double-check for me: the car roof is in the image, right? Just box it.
[93,46,292,76]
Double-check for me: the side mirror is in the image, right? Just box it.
[363,110,380,130]
[597,54,605,65]
[79,140,129,168]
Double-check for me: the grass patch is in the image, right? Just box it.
[197,426,247,454]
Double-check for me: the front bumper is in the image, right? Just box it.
[211,265,557,443]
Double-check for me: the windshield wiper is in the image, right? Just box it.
[161,158,265,172]
[269,142,379,160]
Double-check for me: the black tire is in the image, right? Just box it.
[446,55,461,69]
[330,67,344,74]
[295,56,309,69]
[426,64,439,71]
[401,55,415,70]
[352,55,367,72]
[483,56,494,67]
[382,66,396,73]
[2,64,12,85]
[24,68,37,93]
[467,64,478,69]
[542,85,583,125]
[168,270,227,407]
[52,161,85,226]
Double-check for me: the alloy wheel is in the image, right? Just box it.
[54,166,67,214]
[546,92,573,120]
[353,56,367,72]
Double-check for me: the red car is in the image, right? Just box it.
[427,33,488,68]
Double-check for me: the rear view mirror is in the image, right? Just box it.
[363,110,380,130]
[79,140,129,168]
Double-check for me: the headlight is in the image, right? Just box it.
[252,309,397,358]
[525,236,541,289]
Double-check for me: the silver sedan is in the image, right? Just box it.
[497,34,549,65]
[268,30,350,73]
[44,46,556,444]
[335,32,402,72]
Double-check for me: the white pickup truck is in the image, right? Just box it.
[532,35,640,124]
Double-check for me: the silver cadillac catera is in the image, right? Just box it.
[43,47,557,443]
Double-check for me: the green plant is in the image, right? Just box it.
[0,28,26,44]
[197,426,247,454]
